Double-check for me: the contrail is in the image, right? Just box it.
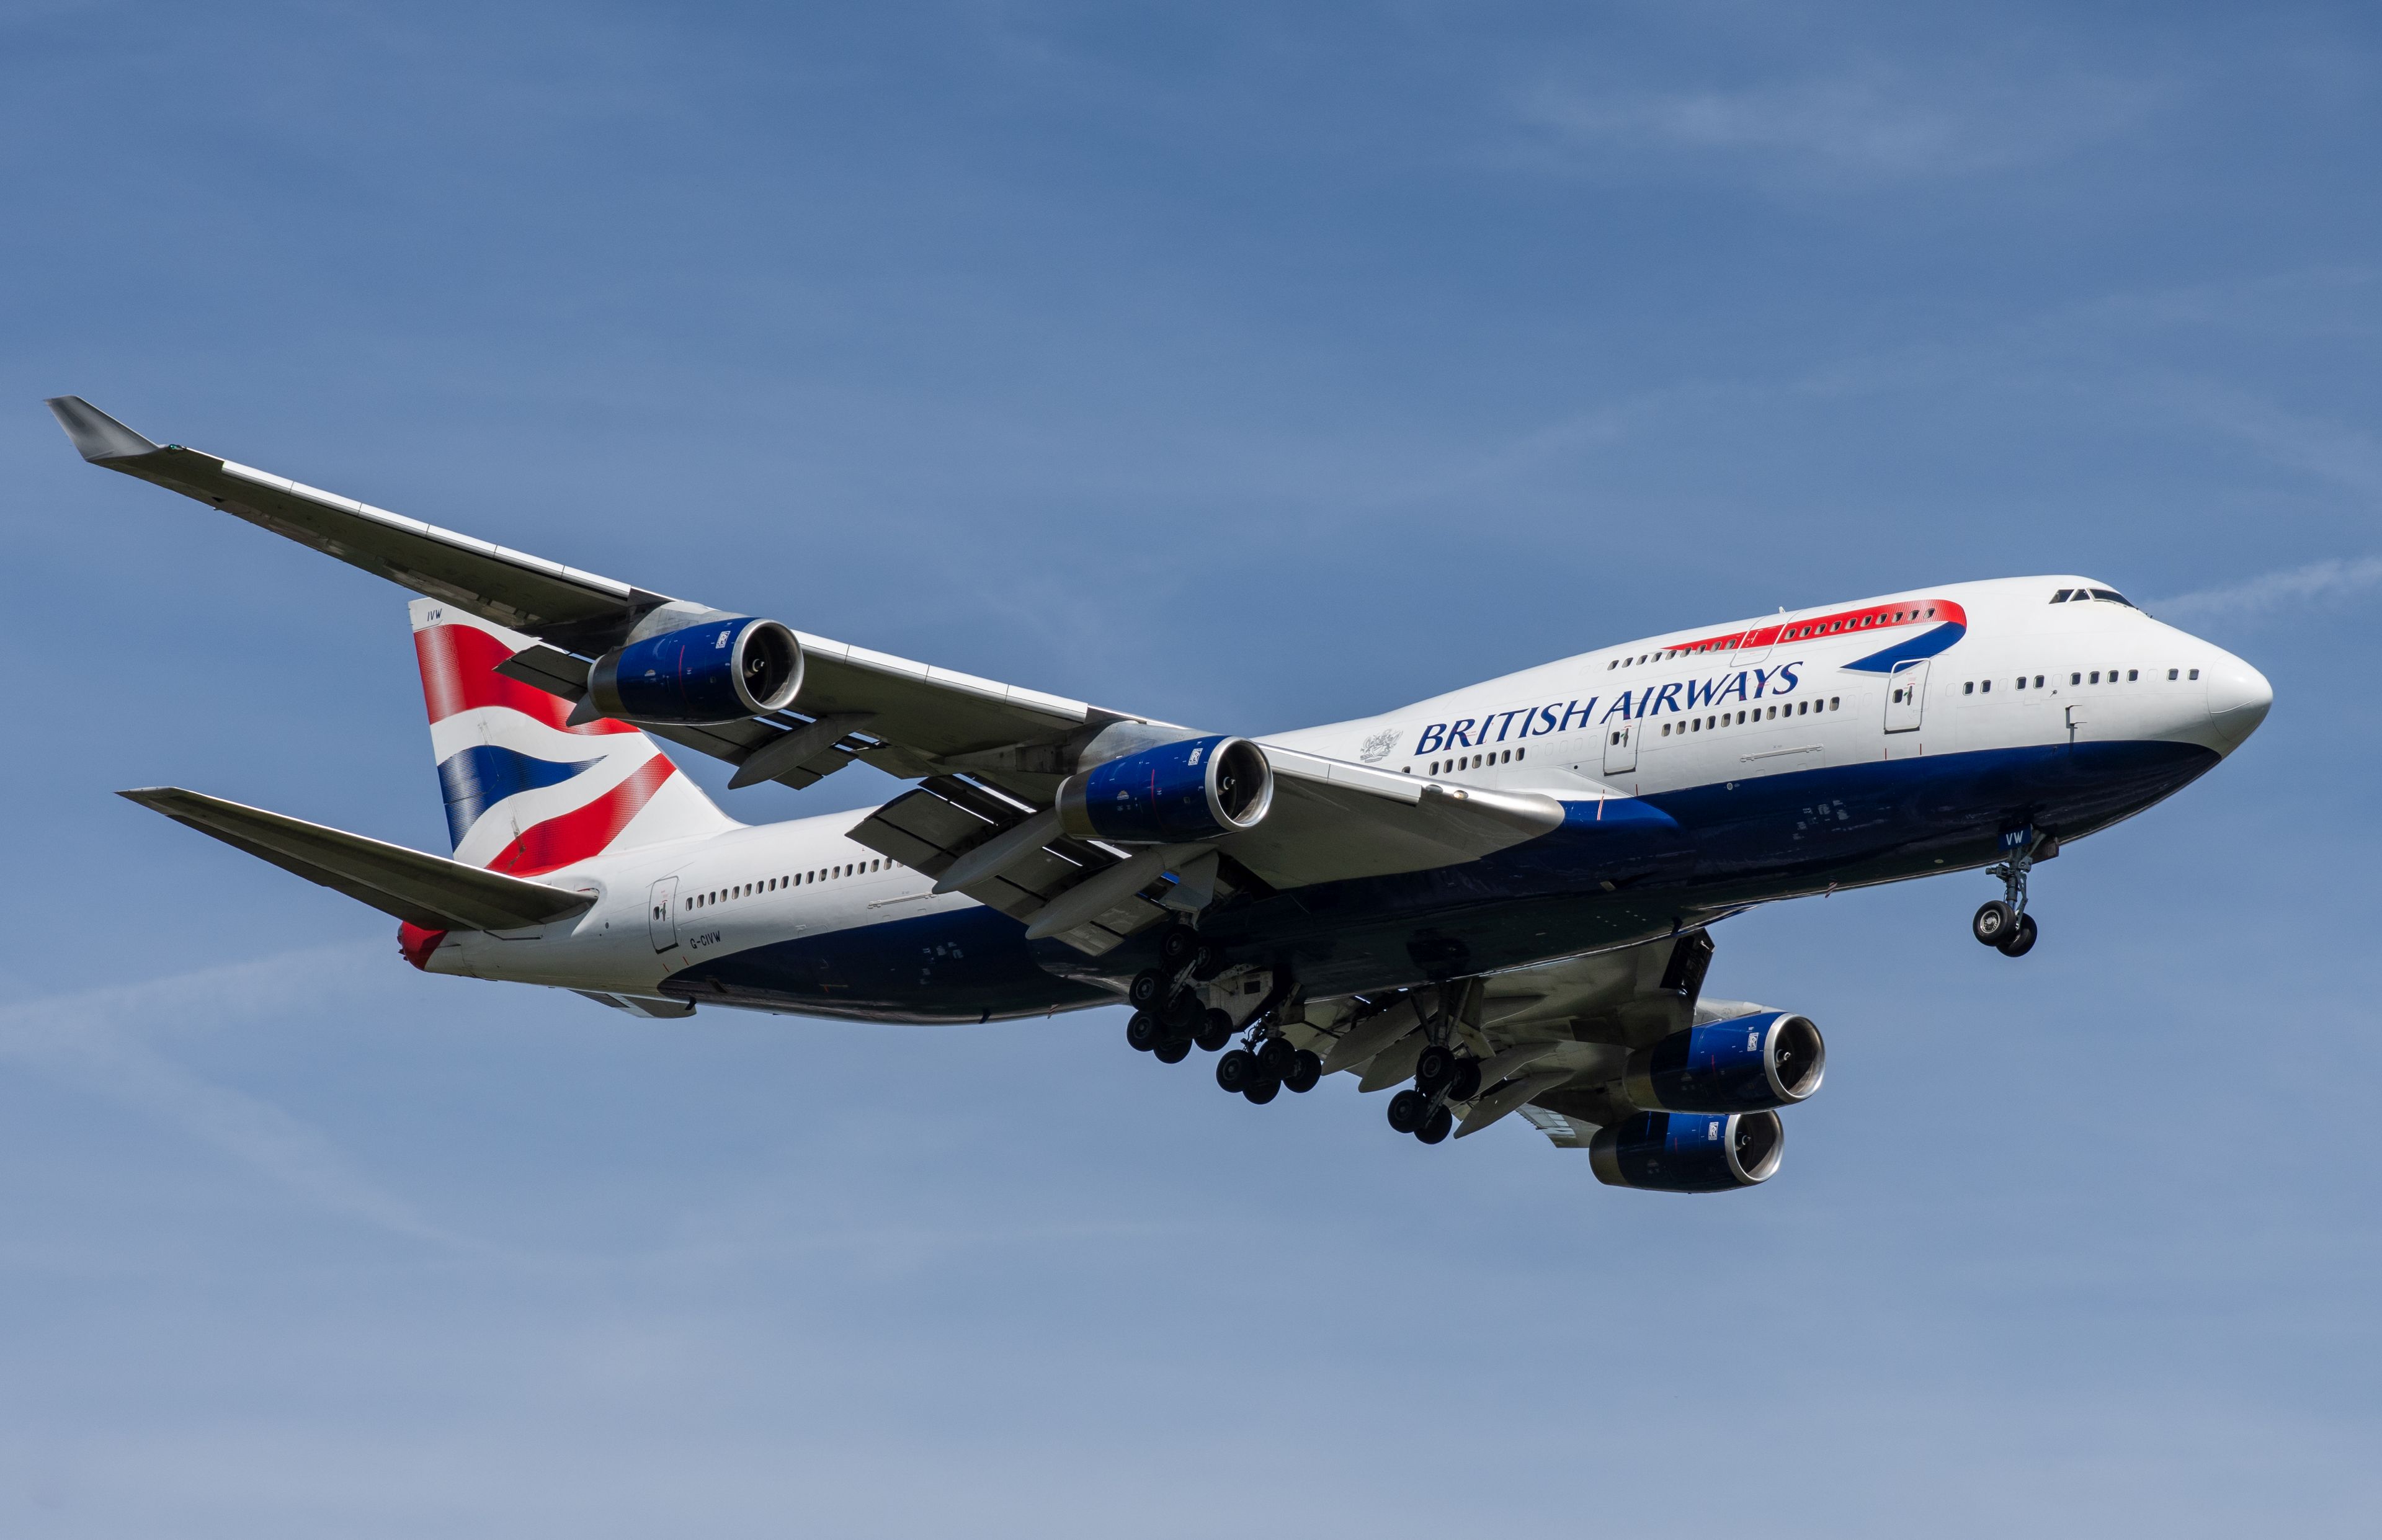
[2149,555,2382,621]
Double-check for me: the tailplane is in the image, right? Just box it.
[410,598,736,873]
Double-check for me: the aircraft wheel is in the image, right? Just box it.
[1243,1074,1281,1105]
[1125,1012,1161,1052]
[1194,1009,1235,1053]
[1386,1088,1429,1134]
[1997,912,2039,957]
[1446,1058,1483,1102]
[1257,1038,1297,1077]
[1216,1049,1257,1093]
[1283,1050,1322,1094]
[1162,989,1207,1033]
[1159,927,1199,969]
[1128,968,1169,1010]
[1414,1042,1456,1095]
[1191,942,1229,981]
[1153,1037,1192,1064]
[1971,900,2017,947]
[1416,1106,1453,1145]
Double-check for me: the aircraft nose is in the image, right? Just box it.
[2204,656,2273,754]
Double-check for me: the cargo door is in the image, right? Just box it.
[648,876,680,952]
[1885,660,1929,734]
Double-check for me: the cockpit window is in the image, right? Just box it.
[2051,589,2074,602]
[2088,588,2136,608]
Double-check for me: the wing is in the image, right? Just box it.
[1278,928,1769,1144]
[121,787,594,933]
[55,398,1566,951]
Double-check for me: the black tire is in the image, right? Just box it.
[1257,1038,1297,1077]
[1195,1008,1235,1053]
[1128,968,1169,1010]
[1284,1049,1322,1094]
[1386,1088,1429,1134]
[1191,942,1228,981]
[1125,1012,1161,1052]
[1163,989,1207,1032]
[1244,1074,1281,1105]
[1417,1106,1453,1145]
[1414,1042,1455,1095]
[1972,900,2017,946]
[1154,1037,1192,1064]
[1997,912,2039,957]
[1216,1049,1257,1093]
[1159,927,1199,969]
[1447,1059,1483,1102]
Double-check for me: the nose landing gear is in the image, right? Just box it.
[1974,831,2053,957]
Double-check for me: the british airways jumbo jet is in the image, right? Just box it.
[50,397,2272,1193]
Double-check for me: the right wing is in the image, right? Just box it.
[58,399,1573,953]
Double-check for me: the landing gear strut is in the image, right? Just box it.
[1974,832,2051,958]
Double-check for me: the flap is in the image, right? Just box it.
[120,787,594,933]
[1221,747,1567,886]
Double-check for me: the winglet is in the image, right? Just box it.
[45,396,161,461]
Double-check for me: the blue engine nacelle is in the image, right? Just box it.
[1055,734,1274,844]
[1623,1012,1826,1114]
[588,615,803,725]
[1590,1110,1784,1193]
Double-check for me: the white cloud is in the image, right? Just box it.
[1514,66,2164,182]
[0,948,476,1250]
[2151,556,2382,621]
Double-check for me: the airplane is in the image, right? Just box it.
[47,396,2274,1193]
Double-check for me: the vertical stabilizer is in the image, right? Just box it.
[408,599,737,873]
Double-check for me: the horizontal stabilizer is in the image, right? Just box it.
[120,787,593,932]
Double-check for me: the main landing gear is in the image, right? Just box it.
[1384,980,1484,1146]
[1123,927,1320,1103]
[1973,832,2054,958]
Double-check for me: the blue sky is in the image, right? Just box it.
[4,2,2379,1534]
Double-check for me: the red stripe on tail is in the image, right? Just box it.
[486,755,677,876]
[414,623,636,735]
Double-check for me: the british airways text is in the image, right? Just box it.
[1413,662,1804,755]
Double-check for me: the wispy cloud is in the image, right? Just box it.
[2151,556,2382,621]
[1514,66,2164,183]
[0,948,477,1250]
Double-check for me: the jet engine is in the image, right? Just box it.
[1055,734,1274,844]
[1590,1110,1783,1193]
[587,614,803,724]
[1622,1012,1826,1114]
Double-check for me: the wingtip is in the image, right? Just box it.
[47,396,161,461]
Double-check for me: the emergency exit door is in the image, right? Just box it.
[1603,717,1638,773]
[1885,660,1929,733]
[648,876,680,952]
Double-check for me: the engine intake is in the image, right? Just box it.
[589,615,803,725]
[1623,1012,1826,1114]
[1590,1110,1783,1193]
[1056,734,1274,844]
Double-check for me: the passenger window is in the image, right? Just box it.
[2071,672,2081,685]
[2189,669,2200,680]
[1963,681,1974,695]
[2090,671,2100,683]
[1981,680,1991,693]
[2033,676,2043,688]
[2168,669,2179,680]
[2128,669,2138,681]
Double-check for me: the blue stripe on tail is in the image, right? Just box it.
[435,744,603,848]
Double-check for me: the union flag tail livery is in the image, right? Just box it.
[410,599,736,874]
[61,393,2276,1192]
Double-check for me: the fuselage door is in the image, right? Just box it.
[648,876,680,952]
[1885,660,1929,733]
[1603,716,1639,774]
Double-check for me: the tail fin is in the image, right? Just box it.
[409,599,736,874]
